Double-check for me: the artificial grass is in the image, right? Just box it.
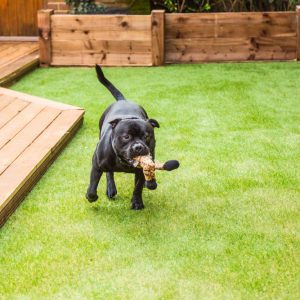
[0,63,299,299]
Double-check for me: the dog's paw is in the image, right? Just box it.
[86,192,98,203]
[106,185,117,199]
[131,201,145,210]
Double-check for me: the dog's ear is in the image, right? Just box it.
[109,118,122,129]
[148,118,160,128]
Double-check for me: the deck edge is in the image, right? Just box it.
[0,109,84,227]
[0,87,84,111]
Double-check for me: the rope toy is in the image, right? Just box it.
[132,155,179,190]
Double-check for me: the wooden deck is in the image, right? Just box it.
[0,41,39,87]
[0,87,84,226]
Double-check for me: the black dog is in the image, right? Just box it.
[86,65,160,210]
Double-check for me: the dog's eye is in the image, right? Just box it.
[123,134,130,140]
[145,136,150,144]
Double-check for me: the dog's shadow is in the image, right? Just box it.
[87,192,168,228]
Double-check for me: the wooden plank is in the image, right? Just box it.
[165,37,296,62]
[0,95,13,111]
[0,43,21,55]
[0,110,84,226]
[0,107,62,175]
[165,12,296,39]
[0,49,39,74]
[166,24,296,39]
[151,10,165,66]
[0,88,82,111]
[216,13,296,40]
[165,12,296,26]
[0,103,45,149]
[0,42,38,68]
[0,109,84,216]
[165,14,216,39]
[0,37,38,42]
[166,50,295,63]
[0,42,39,87]
[0,98,29,129]
[51,52,152,66]
[166,37,296,52]
[51,40,152,54]
[165,11,297,63]
[0,51,39,87]
[51,14,151,31]
[38,9,54,67]
[0,42,36,61]
[50,12,153,67]
[0,0,45,36]
[52,29,152,42]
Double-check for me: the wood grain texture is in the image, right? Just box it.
[0,0,46,36]
[151,10,165,66]
[0,42,39,87]
[0,87,82,110]
[0,88,84,227]
[51,52,153,66]
[52,29,151,41]
[38,9,54,66]
[51,14,151,31]
[0,99,29,129]
[166,36,296,62]
[165,12,297,63]
[50,14,152,66]
[0,103,45,149]
[0,109,82,206]
[0,95,13,111]
[0,107,61,175]
[166,12,296,38]
[46,10,297,65]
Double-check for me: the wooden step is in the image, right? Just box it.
[0,87,84,227]
[0,42,39,87]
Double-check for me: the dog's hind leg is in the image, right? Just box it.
[86,161,103,202]
[131,170,145,210]
[106,172,117,199]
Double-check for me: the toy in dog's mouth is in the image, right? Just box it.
[131,155,180,190]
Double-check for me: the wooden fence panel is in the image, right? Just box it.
[165,12,297,62]
[50,14,152,66]
[0,0,46,36]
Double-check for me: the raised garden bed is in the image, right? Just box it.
[38,7,300,66]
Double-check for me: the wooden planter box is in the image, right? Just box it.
[38,7,300,66]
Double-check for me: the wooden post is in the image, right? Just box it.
[38,9,54,67]
[151,10,165,66]
[297,6,300,61]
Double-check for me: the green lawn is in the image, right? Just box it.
[0,63,299,299]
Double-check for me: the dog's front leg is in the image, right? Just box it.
[86,154,103,202]
[131,169,145,210]
[106,172,117,199]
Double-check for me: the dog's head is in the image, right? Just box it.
[109,117,159,164]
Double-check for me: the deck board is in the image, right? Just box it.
[0,95,13,110]
[0,98,29,128]
[0,88,84,226]
[0,103,45,149]
[0,106,62,175]
[0,42,39,87]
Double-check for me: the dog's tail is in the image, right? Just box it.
[95,65,126,101]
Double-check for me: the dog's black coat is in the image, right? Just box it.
[86,65,159,210]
